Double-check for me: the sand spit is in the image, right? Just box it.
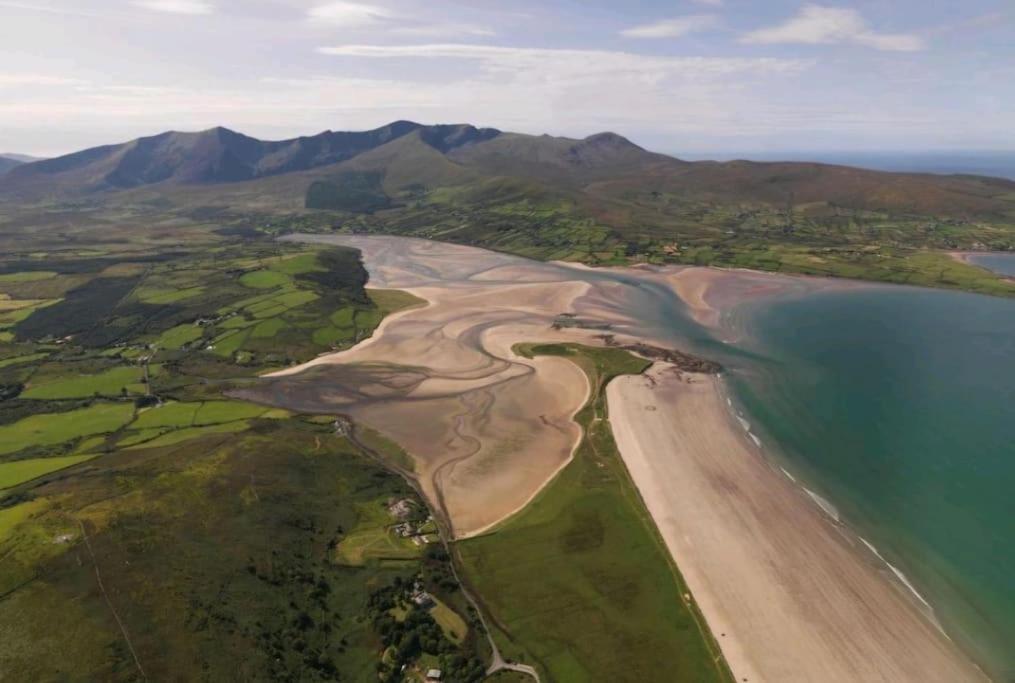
[607,365,987,683]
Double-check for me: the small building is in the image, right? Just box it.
[425,669,442,682]
[411,590,434,609]
[388,498,415,520]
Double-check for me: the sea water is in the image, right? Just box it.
[724,283,1015,680]
[967,252,1015,277]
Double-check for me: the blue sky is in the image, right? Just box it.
[1,0,1012,156]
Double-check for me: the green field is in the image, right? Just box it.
[123,420,251,450]
[239,269,291,289]
[0,238,487,678]
[335,499,423,566]
[0,498,48,542]
[155,323,204,349]
[22,364,154,399]
[0,454,97,489]
[457,344,731,683]
[429,597,468,645]
[0,352,49,369]
[0,402,135,456]
[0,271,57,283]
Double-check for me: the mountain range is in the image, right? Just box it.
[0,154,40,175]
[3,121,1014,223]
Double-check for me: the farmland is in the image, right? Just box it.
[0,236,486,681]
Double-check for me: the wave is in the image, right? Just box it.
[859,537,934,612]
[803,487,840,522]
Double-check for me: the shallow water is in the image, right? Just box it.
[967,252,1015,277]
[726,286,1015,680]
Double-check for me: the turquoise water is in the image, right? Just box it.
[725,284,1015,680]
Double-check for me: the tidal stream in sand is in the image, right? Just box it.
[249,234,1012,680]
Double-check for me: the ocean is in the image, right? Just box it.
[676,150,1015,181]
[722,271,1015,680]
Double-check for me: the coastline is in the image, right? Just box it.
[607,364,987,682]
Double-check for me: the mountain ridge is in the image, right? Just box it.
[3,121,1015,222]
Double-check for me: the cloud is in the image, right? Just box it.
[307,2,493,36]
[693,0,723,5]
[743,5,925,51]
[621,15,719,39]
[308,1,392,27]
[0,73,88,87]
[317,43,805,80]
[390,23,494,38]
[132,0,213,14]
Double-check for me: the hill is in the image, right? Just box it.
[0,156,26,175]
[0,122,499,196]
[6,121,1014,224]
[1,121,1013,294]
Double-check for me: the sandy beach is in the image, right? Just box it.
[607,364,987,682]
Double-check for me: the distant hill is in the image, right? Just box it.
[0,155,27,175]
[0,122,498,195]
[1,153,44,163]
[3,121,1015,222]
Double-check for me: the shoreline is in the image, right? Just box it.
[607,364,987,682]
[713,378,945,627]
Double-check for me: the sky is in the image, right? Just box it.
[1,0,1013,157]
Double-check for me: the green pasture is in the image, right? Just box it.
[239,269,290,289]
[0,455,97,489]
[0,271,57,283]
[457,344,730,683]
[22,364,156,399]
[335,500,421,567]
[0,403,135,456]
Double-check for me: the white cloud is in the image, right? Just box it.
[621,15,718,39]
[0,73,88,87]
[132,0,213,15]
[308,1,392,27]
[316,44,806,90]
[743,5,925,52]
[390,22,494,38]
[693,0,723,5]
[307,2,493,36]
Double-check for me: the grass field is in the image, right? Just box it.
[457,344,732,683]
[335,498,422,566]
[0,238,490,680]
[0,454,97,489]
[123,419,251,450]
[0,498,48,542]
[0,402,135,456]
[0,352,48,369]
[155,323,204,349]
[0,271,57,283]
[429,596,468,645]
[239,269,291,289]
[22,364,153,399]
